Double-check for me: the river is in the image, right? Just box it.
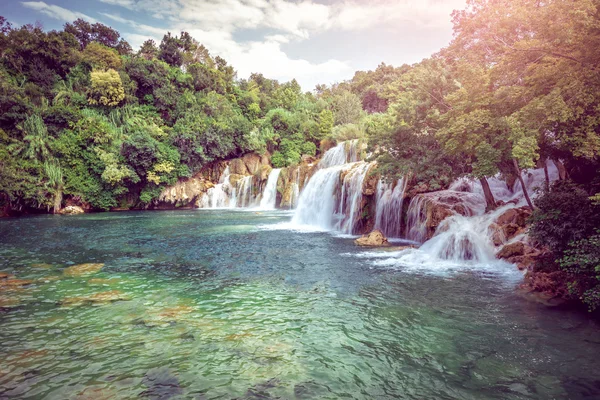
[0,210,599,399]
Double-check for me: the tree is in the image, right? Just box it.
[44,160,63,213]
[17,114,52,162]
[318,109,334,138]
[158,32,184,67]
[88,69,125,107]
[139,39,158,60]
[82,41,122,70]
[64,19,126,50]
[332,90,362,125]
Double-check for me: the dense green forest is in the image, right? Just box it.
[1,0,599,309]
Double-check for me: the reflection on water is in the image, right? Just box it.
[0,210,599,399]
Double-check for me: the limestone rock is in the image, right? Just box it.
[242,153,262,175]
[497,242,525,259]
[59,205,85,215]
[355,230,390,247]
[361,164,379,196]
[229,158,249,175]
[496,207,531,227]
[157,176,210,208]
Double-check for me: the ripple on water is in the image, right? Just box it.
[0,210,599,399]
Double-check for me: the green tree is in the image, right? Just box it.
[88,69,125,107]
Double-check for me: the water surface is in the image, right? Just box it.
[1,210,599,399]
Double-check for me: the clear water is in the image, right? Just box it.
[1,210,599,399]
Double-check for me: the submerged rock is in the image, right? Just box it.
[59,205,85,215]
[60,290,130,307]
[0,278,34,288]
[0,272,15,280]
[141,367,183,399]
[355,230,390,247]
[63,263,104,277]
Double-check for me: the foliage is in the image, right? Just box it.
[530,181,600,255]
[559,231,600,311]
[88,69,125,107]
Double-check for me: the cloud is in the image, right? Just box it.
[331,0,466,31]
[181,28,352,89]
[21,1,96,23]
[99,12,165,35]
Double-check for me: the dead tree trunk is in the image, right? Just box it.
[513,159,534,210]
[479,177,497,212]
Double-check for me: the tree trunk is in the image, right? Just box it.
[543,157,550,191]
[53,187,62,214]
[479,177,496,212]
[513,159,534,210]
[552,158,567,180]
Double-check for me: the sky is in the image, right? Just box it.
[2,0,467,90]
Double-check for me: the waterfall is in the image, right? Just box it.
[258,169,281,210]
[236,175,254,208]
[374,178,407,238]
[199,166,236,209]
[290,167,301,209]
[292,141,369,234]
[334,163,371,233]
[404,196,429,243]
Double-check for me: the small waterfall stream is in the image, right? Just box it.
[258,169,281,210]
[291,141,371,234]
[374,178,407,238]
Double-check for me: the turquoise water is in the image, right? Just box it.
[0,210,599,399]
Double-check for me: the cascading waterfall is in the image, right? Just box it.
[374,178,407,238]
[235,175,254,208]
[199,166,280,209]
[398,162,560,263]
[404,196,429,243]
[200,166,235,209]
[288,167,301,210]
[258,169,281,210]
[335,163,371,233]
[292,141,369,234]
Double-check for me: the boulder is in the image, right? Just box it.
[354,230,390,247]
[503,223,523,240]
[497,242,525,259]
[496,207,531,227]
[229,158,249,175]
[242,153,262,175]
[59,205,84,215]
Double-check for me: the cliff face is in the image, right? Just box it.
[153,152,321,210]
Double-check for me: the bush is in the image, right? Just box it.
[529,181,600,254]
[300,141,316,156]
[559,231,600,311]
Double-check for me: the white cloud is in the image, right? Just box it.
[21,1,96,22]
[331,0,466,31]
[99,12,166,35]
[24,0,466,89]
[181,28,352,90]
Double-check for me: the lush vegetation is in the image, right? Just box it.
[1,0,600,309]
[0,17,337,213]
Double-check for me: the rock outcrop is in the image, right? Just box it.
[355,230,390,247]
[157,177,213,208]
[59,205,85,215]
